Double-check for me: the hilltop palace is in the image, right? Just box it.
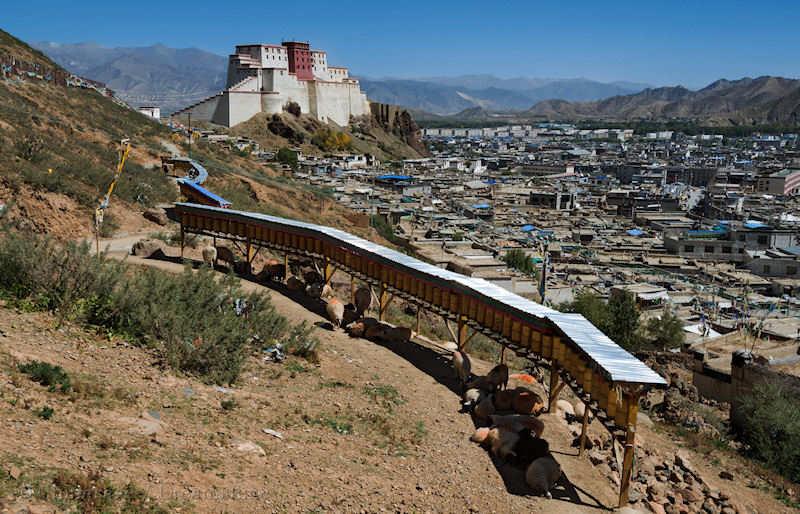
[174,41,370,127]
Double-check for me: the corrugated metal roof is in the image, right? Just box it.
[177,203,666,386]
[177,181,231,207]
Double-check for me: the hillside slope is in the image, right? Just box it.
[2,28,396,240]
[0,248,793,513]
[34,42,227,114]
[527,76,800,125]
[0,29,176,238]
[227,109,426,161]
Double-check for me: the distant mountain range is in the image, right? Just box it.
[33,42,652,115]
[358,75,651,114]
[526,76,800,125]
[34,42,227,113]
[32,42,800,126]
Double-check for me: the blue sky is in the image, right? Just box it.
[5,0,799,87]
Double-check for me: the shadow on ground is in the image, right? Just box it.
[151,253,611,510]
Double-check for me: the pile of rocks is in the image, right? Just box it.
[629,449,744,514]
[640,367,728,440]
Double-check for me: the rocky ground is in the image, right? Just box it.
[0,243,796,513]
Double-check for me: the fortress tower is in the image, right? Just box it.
[174,40,370,127]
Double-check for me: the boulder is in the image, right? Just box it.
[235,440,266,456]
[574,401,593,422]
[718,470,734,481]
[588,449,605,466]
[637,411,654,428]
[132,239,166,258]
[555,399,575,419]
[143,208,169,226]
[679,487,703,504]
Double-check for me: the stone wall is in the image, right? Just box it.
[692,348,800,431]
[729,351,800,430]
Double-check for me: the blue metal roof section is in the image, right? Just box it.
[176,203,666,387]
[743,220,769,230]
[376,174,412,181]
[177,180,231,208]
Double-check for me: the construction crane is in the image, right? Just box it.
[94,138,131,253]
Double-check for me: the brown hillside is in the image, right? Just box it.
[0,27,389,241]
[0,29,176,237]
[526,77,800,126]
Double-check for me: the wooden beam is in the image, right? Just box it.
[379,283,394,321]
[462,326,479,348]
[283,253,290,282]
[231,239,246,257]
[443,318,458,344]
[618,393,639,508]
[180,225,185,259]
[212,236,218,267]
[350,275,356,305]
[578,402,590,456]
[547,364,561,412]
[245,238,254,264]
[369,286,380,313]
[324,257,336,285]
[248,245,261,264]
[457,316,468,350]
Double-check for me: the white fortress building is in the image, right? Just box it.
[174,41,370,127]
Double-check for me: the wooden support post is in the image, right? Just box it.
[462,327,478,348]
[212,236,218,267]
[457,316,468,350]
[180,226,185,259]
[324,257,336,285]
[283,253,290,282]
[444,318,457,344]
[248,246,261,264]
[379,283,390,321]
[578,402,590,456]
[500,346,506,365]
[415,307,421,335]
[618,393,639,508]
[547,363,561,412]
[350,275,356,305]
[246,238,254,264]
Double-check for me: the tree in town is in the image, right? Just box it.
[645,307,685,350]
[607,290,641,350]
[276,147,298,169]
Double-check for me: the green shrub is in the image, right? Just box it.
[363,384,405,412]
[559,289,642,350]
[645,307,685,350]
[36,405,54,420]
[107,265,288,385]
[502,248,537,276]
[737,381,800,483]
[18,361,71,393]
[0,233,300,385]
[276,147,298,169]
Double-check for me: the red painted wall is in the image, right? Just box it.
[283,41,313,80]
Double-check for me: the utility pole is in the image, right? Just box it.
[187,112,192,159]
